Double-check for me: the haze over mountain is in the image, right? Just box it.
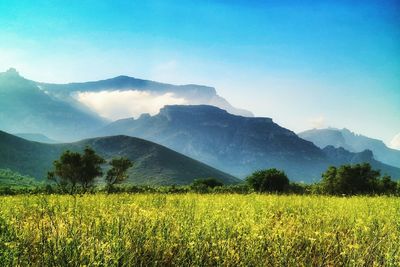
[38,74,254,119]
[0,68,106,141]
[99,105,400,181]
[299,128,400,169]
[0,130,238,185]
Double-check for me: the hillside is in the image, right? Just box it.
[99,105,400,181]
[0,169,39,189]
[0,69,106,141]
[299,128,400,168]
[0,131,238,185]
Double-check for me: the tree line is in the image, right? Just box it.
[1,147,399,195]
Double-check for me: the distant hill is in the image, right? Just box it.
[99,105,400,181]
[0,68,106,141]
[299,128,400,168]
[14,133,58,143]
[38,74,253,117]
[0,130,238,185]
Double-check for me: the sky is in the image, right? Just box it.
[0,0,399,147]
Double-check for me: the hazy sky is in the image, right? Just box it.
[0,0,399,147]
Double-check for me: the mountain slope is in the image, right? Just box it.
[99,105,400,181]
[0,130,238,185]
[0,69,106,141]
[38,75,253,117]
[299,128,400,168]
[99,105,327,181]
[14,133,58,143]
[0,169,39,189]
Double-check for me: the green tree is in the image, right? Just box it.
[246,169,289,193]
[379,175,397,194]
[106,157,133,191]
[48,147,105,194]
[320,163,381,195]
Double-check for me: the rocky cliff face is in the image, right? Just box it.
[100,105,329,181]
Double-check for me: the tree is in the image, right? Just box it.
[246,169,289,193]
[379,175,397,194]
[106,157,133,190]
[81,147,106,191]
[191,178,224,193]
[48,147,105,194]
[319,163,381,195]
[320,166,338,194]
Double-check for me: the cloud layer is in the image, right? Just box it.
[309,115,326,129]
[390,133,400,150]
[76,90,186,120]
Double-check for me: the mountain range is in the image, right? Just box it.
[0,68,252,141]
[98,105,400,181]
[0,130,238,185]
[1,68,399,184]
[299,128,400,169]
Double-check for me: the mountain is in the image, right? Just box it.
[14,133,58,143]
[98,105,400,181]
[37,75,253,117]
[322,146,400,176]
[0,68,106,141]
[299,128,400,168]
[0,130,238,185]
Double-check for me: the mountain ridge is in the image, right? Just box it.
[299,128,400,168]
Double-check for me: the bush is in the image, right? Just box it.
[246,169,289,193]
[191,178,224,193]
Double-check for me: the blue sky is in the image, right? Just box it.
[0,0,399,146]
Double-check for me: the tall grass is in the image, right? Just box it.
[0,194,399,266]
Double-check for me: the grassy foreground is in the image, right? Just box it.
[0,194,399,266]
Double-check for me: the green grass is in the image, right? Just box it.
[0,194,399,266]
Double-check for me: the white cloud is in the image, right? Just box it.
[76,90,186,120]
[309,115,326,129]
[390,133,400,150]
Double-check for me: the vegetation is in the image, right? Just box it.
[0,169,40,194]
[190,178,224,193]
[106,157,133,192]
[319,163,399,195]
[246,168,289,193]
[0,194,399,266]
[47,147,105,194]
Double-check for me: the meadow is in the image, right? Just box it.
[0,194,399,266]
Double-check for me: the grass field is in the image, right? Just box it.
[0,194,399,266]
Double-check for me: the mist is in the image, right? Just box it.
[76,90,187,120]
